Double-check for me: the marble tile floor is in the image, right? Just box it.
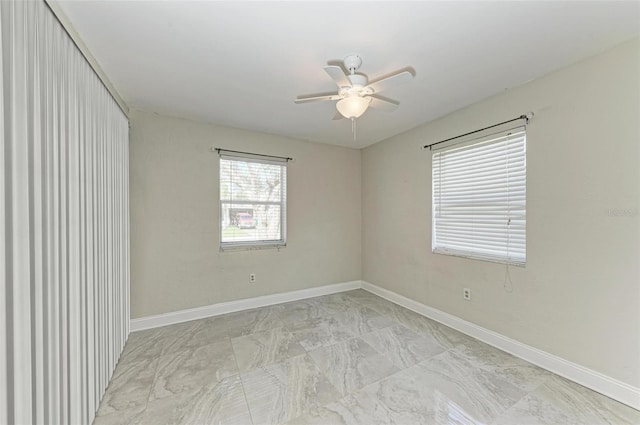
[93,290,640,425]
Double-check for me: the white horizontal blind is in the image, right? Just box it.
[219,152,287,249]
[432,129,526,265]
[1,1,130,424]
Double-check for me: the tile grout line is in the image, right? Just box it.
[252,293,402,420]
[96,334,165,421]
[139,351,162,419]
[110,291,638,423]
[300,294,473,407]
[290,296,410,403]
[230,333,257,425]
[140,294,467,421]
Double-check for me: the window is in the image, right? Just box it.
[432,128,526,265]
[219,150,287,250]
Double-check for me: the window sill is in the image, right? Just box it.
[220,242,286,252]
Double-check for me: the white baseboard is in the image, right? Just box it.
[361,281,640,411]
[130,280,361,332]
[129,279,639,410]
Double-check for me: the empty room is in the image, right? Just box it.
[2,1,639,424]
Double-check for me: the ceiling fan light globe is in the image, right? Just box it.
[336,96,371,119]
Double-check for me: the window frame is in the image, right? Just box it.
[218,151,288,251]
[431,127,527,266]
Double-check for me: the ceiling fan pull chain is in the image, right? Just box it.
[352,117,357,141]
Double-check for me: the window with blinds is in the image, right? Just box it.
[219,151,287,250]
[432,128,526,265]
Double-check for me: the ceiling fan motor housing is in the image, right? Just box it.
[347,74,367,88]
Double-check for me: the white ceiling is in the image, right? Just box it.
[57,1,639,148]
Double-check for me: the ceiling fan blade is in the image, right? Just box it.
[324,65,351,88]
[368,95,400,112]
[332,112,344,120]
[294,94,342,104]
[365,70,413,94]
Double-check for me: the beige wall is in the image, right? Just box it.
[362,38,640,387]
[130,111,361,318]
[130,39,639,388]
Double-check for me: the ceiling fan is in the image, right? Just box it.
[295,55,414,125]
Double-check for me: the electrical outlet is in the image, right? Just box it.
[249,273,256,283]
[463,288,471,300]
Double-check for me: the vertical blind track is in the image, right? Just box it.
[423,113,532,150]
[42,0,129,118]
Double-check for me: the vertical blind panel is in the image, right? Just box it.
[1,1,130,424]
[220,157,287,247]
[432,130,527,265]
[0,3,6,422]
